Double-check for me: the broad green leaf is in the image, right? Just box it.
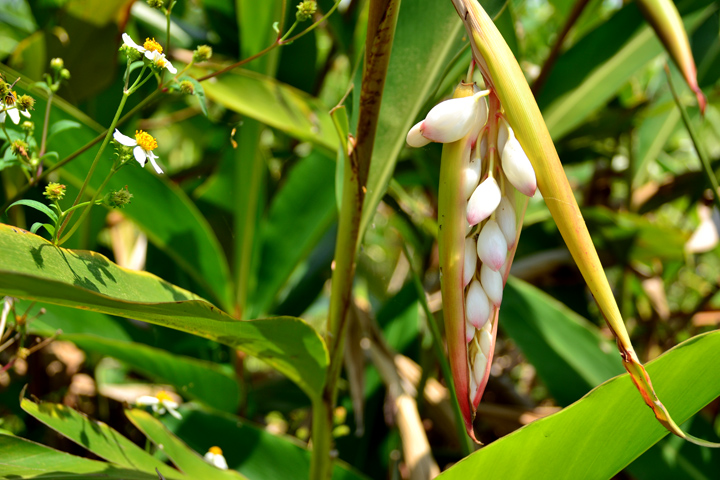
[252,151,337,316]
[163,405,369,480]
[0,63,233,309]
[6,199,57,223]
[502,277,624,406]
[538,0,712,140]
[0,434,161,479]
[437,330,720,480]
[202,69,338,153]
[26,301,132,341]
[64,334,240,412]
[47,119,81,142]
[125,409,247,480]
[21,399,185,479]
[0,223,328,400]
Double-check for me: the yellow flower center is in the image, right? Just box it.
[143,38,163,54]
[155,390,173,402]
[135,130,158,151]
[154,57,168,68]
[208,446,223,455]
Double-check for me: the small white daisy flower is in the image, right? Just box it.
[204,446,229,470]
[1,92,31,125]
[113,129,164,174]
[136,390,181,419]
[122,34,176,74]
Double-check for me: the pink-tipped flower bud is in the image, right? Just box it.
[497,196,517,248]
[463,237,478,287]
[501,134,537,197]
[467,176,501,226]
[479,328,492,355]
[406,121,431,148]
[462,144,482,199]
[472,351,488,385]
[420,91,488,143]
[497,117,510,156]
[480,263,503,307]
[476,219,507,270]
[466,279,490,329]
[466,319,476,343]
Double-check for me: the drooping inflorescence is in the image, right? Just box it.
[406,79,536,408]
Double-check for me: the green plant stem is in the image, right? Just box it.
[56,93,128,240]
[400,242,474,456]
[665,64,720,212]
[39,92,53,157]
[1,122,11,144]
[310,399,332,480]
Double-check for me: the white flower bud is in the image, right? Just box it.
[497,196,517,248]
[466,279,490,329]
[497,118,510,156]
[406,121,431,148]
[501,135,537,197]
[463,237,477,287]
[476,219,507,270]
[472,351,488,385]
[466,319,476,343]
[467,176,501,226]
[469,375,478,402]
[479,328,492,355]
[462,144,482,199]
[480,263,503,307]
[420,91,487,143]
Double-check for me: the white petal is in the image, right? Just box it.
[147,152,164,174]
[476,219,507,270]
[136,396,160,406]
[113,129,137,147]
[467,176,501,226]
[144,50,156,61]
[472,351,488,385]
[421,91,486,143]
[162,399,179,409]
[21,109,31,118]
[7,107,19,124]
[465,279,490,329]
[0,111,6,123]
[406,121,431,147]
[164,60,177,74]
[463,237,477,287]
[462,144,482,199]
[212,455,228,470]
[134,146,148,166]
[123,33,145,51]
[480,263,503,307]
[497,196,517,248]
[502,136,537,197]
[166,406,183,419]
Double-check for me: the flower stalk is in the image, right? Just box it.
[450,0,720,446]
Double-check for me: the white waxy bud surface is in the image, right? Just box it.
[467,176,501,226]
[463,237,477,287]
[476,219,507,270]
[462,145,482,199]
[466,279,490,329]
[406,121,431,147]
[481,263,504,307]
[472,351,488,385]
[466,319,476,343]
[497,118,511,156]
[420,91,487,144]
[497,196,517,248]
[479,328,492,355]
[467,95,489,143]
[469,375,478,402]
[501,135,537,197]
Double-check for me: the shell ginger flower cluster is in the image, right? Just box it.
[406,81,537,435]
